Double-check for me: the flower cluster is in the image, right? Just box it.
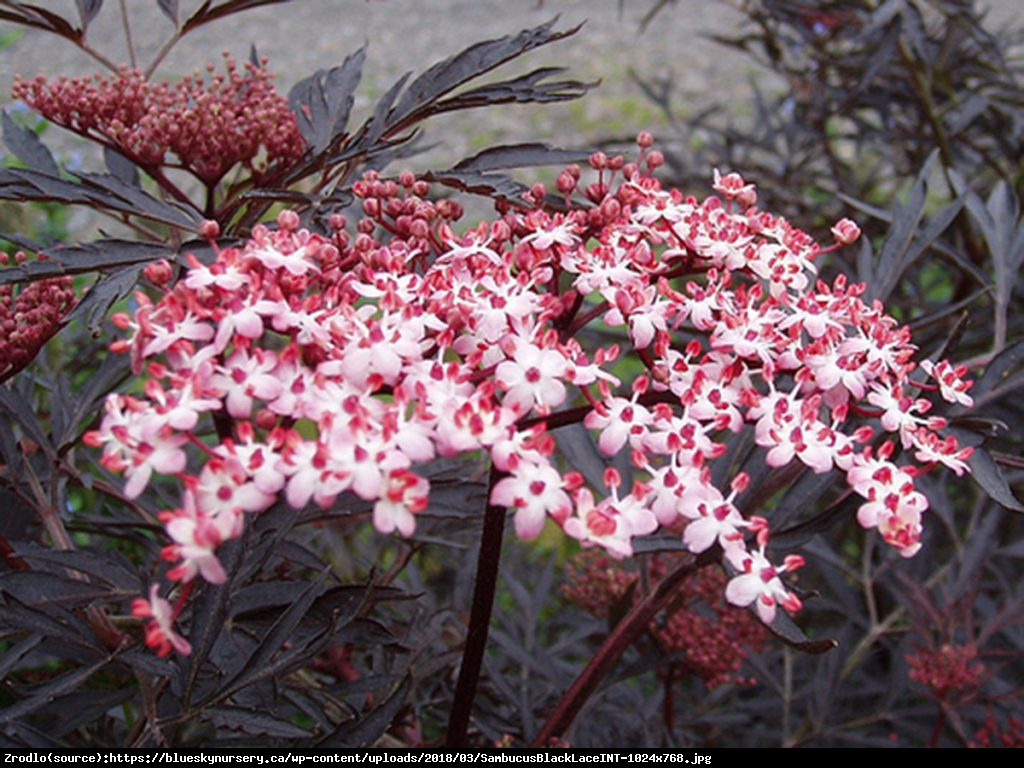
[971,711,1024,748]
[12,55,306,186]
[906,643,985,699]
[0,251,76,382]
[85,138,974,654]
[563,551,766,688]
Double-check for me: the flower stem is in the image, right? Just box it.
[445,464,508,749]
[529,548,719,747]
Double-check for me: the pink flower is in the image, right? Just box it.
[491,461,573,539]
[921,359,974,407]
[132,584,191,657]
[495,335,568,416]
[724,547,804,624]
[830,218,861,246]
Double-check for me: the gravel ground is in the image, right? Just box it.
[0,1,758,165]
[0,1,1020,229]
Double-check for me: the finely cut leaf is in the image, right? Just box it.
[2,110,60,177]
[156,0,178,24]
[967,447,1024,512]
[75,0,102,27]
[0,657,109,725]
[288,46,366,153]
[0,4,82,40]
[317,674,411,747]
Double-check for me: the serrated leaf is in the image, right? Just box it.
[0,571,119,610]
[0,166,200,229]
[970,338,1024,402]
[75,0,102,27]
[212,569,332,701]
[2,110,59,176]
[45,689,136,739]
[103,146,140,187]
[180,0,292,34]
[156,0,178,24]
[452,143,590,174]
[0,4,82,40]
[288,47,365,153]
[437,68,596,112]
[15,544,140,590]
[201,707,312,739]
[967,446,1024,512]
[0,591,102,651]
[44,239,175,277]
[183,535,245,699]
[0,656,109,726]
[390,18,582,126]
[65,264,145,336]
[0,635,42,680]
[421,169,529,206]
[317,673,411,747]
[0,384,56,461]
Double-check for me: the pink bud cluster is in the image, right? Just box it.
[86,138,974,655]
[971,711,1024,748]
[0,251,76,381]
[906,643,985,698]
[13,55,306,186]
[563,551,766,688]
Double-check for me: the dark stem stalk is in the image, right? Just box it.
[529,548,718,747]
[445,464,508,749]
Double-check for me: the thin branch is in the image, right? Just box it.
[529,548,719,746]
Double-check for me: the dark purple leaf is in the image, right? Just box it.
[103,146,140,187]
[288,46,366,153]
[0,385,55,462]
[0,166,200,229]
[391,18,583,125]
[0,3,82,40]
[45,689,137,739]
[0,635,42,681]
[73,171,201,227]
[421,168,530,206]
[215,569,332,700]
[0,591,102,651]
[66,263,145,336]
[438,67,597,112]
[967,446,1024,512]
[0,657,109,727]
[75,0,102,27]
[201,708,312,739]
[16,543,140,590]
[362,71,411,146]
[2,110,59,177]
[156,0,178,24]
[43,240,176,277]
[57,352,130,450]
[183,535,245,699]
[452,143,590,173]
[0,571,119,610]
[317,673,411,747]
[180,0,292,34]
[971,338,1024,403]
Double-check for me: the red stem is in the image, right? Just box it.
[529,548,719,746]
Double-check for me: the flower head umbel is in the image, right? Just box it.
[88,137,973,654]
[13,55,306,187]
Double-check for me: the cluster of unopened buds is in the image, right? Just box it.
[0,251,76,382]
[83,134,975,656]
[12,54,306,186]
[563,551,766,688]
